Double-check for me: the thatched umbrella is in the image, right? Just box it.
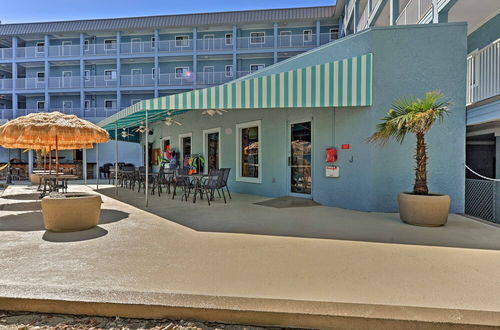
[0,112,109,183]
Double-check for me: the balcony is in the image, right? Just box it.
[0,48,13,60]
[83,44,117,56]
[16,78,45,89]
[84,75,118,88]
[48,76,81,89]
[121,74,155,87]
[48,44,80,57]
[396,0,433,25]
[158,39,194,53]
[120,41,155,54]
[467,39,500,105]
[0,109,13,120]
[84,107,118,118]
[16,46,46,59]
[0,78,13,90]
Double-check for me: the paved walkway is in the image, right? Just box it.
[0,184,500,328]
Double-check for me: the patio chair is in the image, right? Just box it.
[137,166,154,193]
[198,170,225,205]
[172,168,191,200]
[100,163,112,179]
[220,168,232,200]
[154,167,175,196]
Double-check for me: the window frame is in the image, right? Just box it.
[162,136,171,153]
[175,35,190,48]
[151,36,156,48]
[249,32,265,45]
[329,28,338,41]
[104,99,117,109]
[225,65,234,77]
[303,29,313,43]
[62,100,73,110]
[83,40,90,51]
[36,71,45,82]
[235,120,262,183]
[84,100,90,110]
[104,39,117,50]
[35,42,45,53]
[175,67,189,79]
[225,33,233,46]
[84,70,91,81]
[178,132,193,168]
[36,101,45,110]
[250,64,265,72]
[202,127,221,174]
[104,69,117,81]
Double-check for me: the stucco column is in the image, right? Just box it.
[28,150,33,174]
[316,20,321,46]
[44,35,50,111]
[192,27,197,89]
[232,25,237,76]
[154,29,159,98]
[389,0,399,26]
[79,33,85,118]
[273,23,278,64]
[11,36,17,118]
[116,31,121,112]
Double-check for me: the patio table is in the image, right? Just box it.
[178,173,208,203]
[39,174,79,197]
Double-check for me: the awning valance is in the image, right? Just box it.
[98,53,372,130]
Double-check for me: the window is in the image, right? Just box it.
[250,32,265,44]
[36,72,45,82]
[152,67,158,79]
[62,41,72,46]
[151,36,156,48]
[175,35,189,47]
[179,133,192,167]
[203,128,221,173]
[329,28,338,41]
[62,101,72,109]
[36,42,45,53]
[250,64,265,72]
[36,101,45,110]
[104,99,117,109]
[83,40,90,51]
[225,65,234,77]
[162,137,171,153]
[84,70,90,81]
[104,70,117,81]
[303,30,313,42]
[84,100,90,110]
[236,120,261,183]
[175,67,189,78]
[104,39,117,50]
[225,33,233,45]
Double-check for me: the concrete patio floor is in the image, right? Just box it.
[1,184,500,328]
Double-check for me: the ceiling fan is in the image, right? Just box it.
[163,117,182,126]
[120,128,133,138]
[202,109,227,116]
[133,121,146,133]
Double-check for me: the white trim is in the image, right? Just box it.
[329,28,338,41]
[162,136,171,152]
[225,65,234,77]
[152,67,159,79]
[62,41,72,46]
[225,33,233,45]
[203,66,215,73]
[131,68,142,75]
[84,69,90,81]
[62,100,73,109]
[249,32,265,44]
[287,118,313,198]
[178,133,193,168]
[203,34,215,39]
[280,30,292,35]
[104,39,117,50]
[36,100,45,110]
[83,39,90,51]
[62,71,72,77]
[36,71,45,82]
[151,36,156,48]
[84,100,90,110]
[202,127,221,174]
[36,42,45,53]
[175,35,190,47]
[235,120,262,183]
[104,69,117,81]
[104,99,117,109]
[175,67,189,78]
[250,64,265,72]
[303,29,313,42]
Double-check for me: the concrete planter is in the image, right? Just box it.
[398,192,450,227]
[41,193,102,232]
[30,173,41,185]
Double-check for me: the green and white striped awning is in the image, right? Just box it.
[98,53,372,130]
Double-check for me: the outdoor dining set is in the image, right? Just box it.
[104,163,231,205]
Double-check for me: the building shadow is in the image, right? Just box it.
[42,226,108,242]
[2,193,41,200]
[0,201,41,211]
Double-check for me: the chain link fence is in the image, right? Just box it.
[465,179,496,222]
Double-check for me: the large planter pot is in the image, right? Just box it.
[398,192,451,227]
[41,193,102,232]
[30,173,41,185]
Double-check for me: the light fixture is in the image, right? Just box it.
[120,127,133,138]
[202,109,227,116]
[133,121,146,133]
[163,117,182,126]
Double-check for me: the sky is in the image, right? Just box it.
[0,0,335,24]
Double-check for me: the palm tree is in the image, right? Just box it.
[368,91,451,195]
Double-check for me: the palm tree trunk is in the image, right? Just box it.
[414,132,428,195]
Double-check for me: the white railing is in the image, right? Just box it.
[346,0,356,21]
[83,107,118,118]
[236,36,275,50]
[15,46,46,59]
[84,75,118,88]
[357,4,369,32]
[84,44,117,56]
[16,78,45,89]
[196,38,234,52]
[0,109,13,120]
[50,108,80,115]
[15,108,40,116]
[120,41,155,54]
[48,76,81,89]
[0,48,13,59]
[158,39,194,53]
[48,44,81,57]
[121,74,155,87]
[396,0,433,25]
[467,39,500,105]
[0,79,13,90]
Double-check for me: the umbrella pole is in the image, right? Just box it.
[145,109,149,207]
[96,143,99,190]
[49,146,52,173]
[43,149,46,171]
[55,135,59,188]
[115,125,118,196]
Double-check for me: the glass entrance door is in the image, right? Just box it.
[289,121,312,196]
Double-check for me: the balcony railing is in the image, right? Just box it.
[396,0,433,25]
[158,39,194,53]
[83,44,117,56]
[48,44,81,57]
[0,78,13,90]
[0,48,13,60]
[83,107,118,118]
[121,74,155,87]
[0,109,13,120]
[16,78,45,89]
[15,46,46,59]
[50,107,81,115]
[84,75,118,88]
[48,76,81,89]
[121,41,155,54]
[467,39,500,105]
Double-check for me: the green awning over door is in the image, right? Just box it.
[98,53,372,130]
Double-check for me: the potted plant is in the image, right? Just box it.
[368,91,451,226]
